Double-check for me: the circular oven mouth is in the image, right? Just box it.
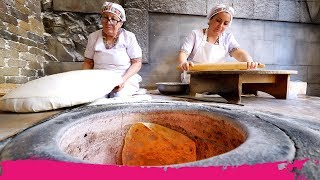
[58,106,247,166]
[0,102,295,167]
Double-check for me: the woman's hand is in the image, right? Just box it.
[179,61,194,71]
[113,81,125,92]
[247,61,260,69]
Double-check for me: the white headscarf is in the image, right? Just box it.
[207,4,234,26]
[101,1,126,22]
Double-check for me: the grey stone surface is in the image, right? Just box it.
[5,76,28,84]
[294,41,320,66]
[254,0,279,20]
[46,37,74,62]
[307,0,320,23]
[308,66,320,84]
[124,8,149,63]
[274,36,296,65]
[44,62,82,75]
[279,65,308,82]
[52,0,121,13]
[307,83,320,96]
[300,2,312,23]
[253,39,275,64]
[0,76,5,83]
[279,1,300,22]
[178,15,207,37]
[150,0,206,15]
[124,0,148,10]
[207,0,233,15]
[233,0,254,19]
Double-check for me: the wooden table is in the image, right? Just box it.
[188,70,298,104]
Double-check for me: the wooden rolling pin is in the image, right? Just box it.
[177,62,265,71]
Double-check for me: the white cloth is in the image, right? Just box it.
[192,29,226,63]
[180,29,240,62]
[84,28,142,97]
[207,4,234,26]
[101,1,126,21]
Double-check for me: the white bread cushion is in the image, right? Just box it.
[0,70,123,113]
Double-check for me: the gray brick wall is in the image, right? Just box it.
[0,0,47,84]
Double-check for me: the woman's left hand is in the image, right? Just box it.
[113,81,125,92]
[247,61,260,69]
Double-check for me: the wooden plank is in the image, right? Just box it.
[187,62,265,71]
[240,74,276,83]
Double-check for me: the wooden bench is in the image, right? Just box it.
[188,70,298,104]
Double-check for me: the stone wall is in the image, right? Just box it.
[0,0,46,84]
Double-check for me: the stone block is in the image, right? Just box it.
[125,8,149,63]
[279,1,300,22]
[0,38,6,49]
[234,0,254,19]
[18,37,37,47]
[6,76,29,84]
[149,35,180,65]
[20,52,37,61]
[44,62,82,75]
[178,15,207,36]
[20,68,37,77]
[207,0,233,15]
[236,38,255,59]
[7,59,27,68]
[124,0,148,10]
[9,7,28,22]
[307,83,320,97]
[52,0,120,13]
[2,49,19,59]
[279,65,308,82]
[0,67,19,76]
[150,0,206,15]
[0,12,18,26]
[16,0,26,5]
[27,32,44,43]
[0,76,4,83]
[7,23,18,35]
[29,18,44,36]
[0,1,8,12]
[274,36,296,65]
[29,47,44,55]
[299,2,312,23]
[308,66,320,83]
[28,61,42,70]
[46,37,74,62]
[254,0,279,20]
[306,0,320,23]
[0,58,5,67]
[253,39,275,64]
[240,20,264,40]
[296,41,320,66]
[18,20,30,31]
[150,14,179,37]
[0,29,19,42]
[15,1,30,15]
[305,24,320,43]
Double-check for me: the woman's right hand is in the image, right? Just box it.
[179,61,194,71]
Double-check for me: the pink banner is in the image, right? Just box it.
[0,159,307,180]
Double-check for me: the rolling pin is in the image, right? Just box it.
[177,62,265,71]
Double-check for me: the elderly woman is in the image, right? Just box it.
[83,2,142,97]
[177,4,260,71]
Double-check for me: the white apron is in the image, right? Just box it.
[192,29,227,63]
[93,36,141,97]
